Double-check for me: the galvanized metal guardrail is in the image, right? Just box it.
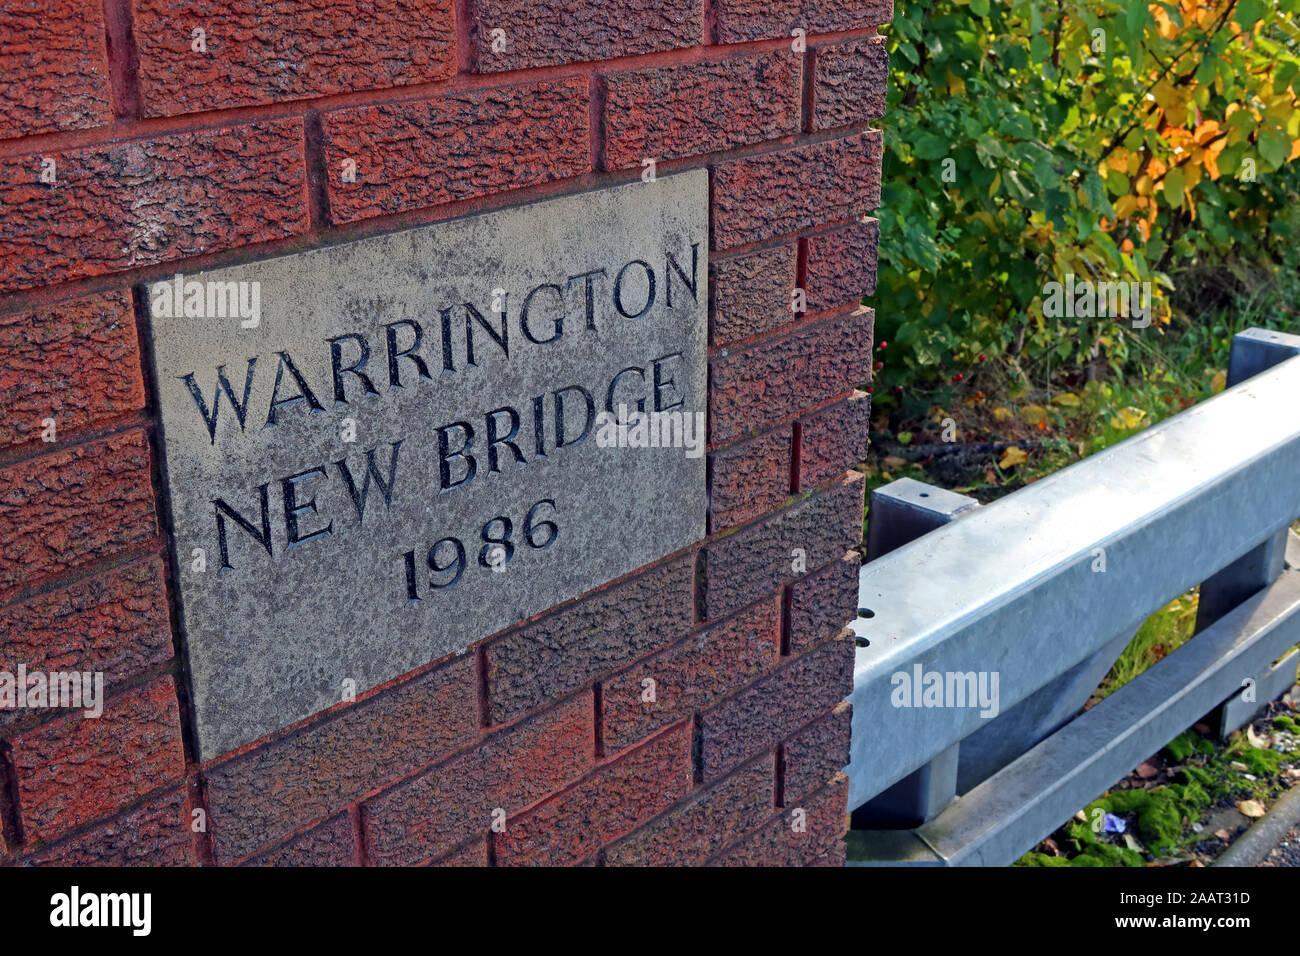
[845,327,1300,866]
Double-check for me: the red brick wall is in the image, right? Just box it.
[0,0,885,866]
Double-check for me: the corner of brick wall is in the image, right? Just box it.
[0,0,886,867]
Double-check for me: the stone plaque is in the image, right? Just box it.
[147,172,708,759]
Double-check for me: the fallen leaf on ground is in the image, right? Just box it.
[998,445,1028,469]
[1247,724,1270,749]
[1136,761,1159,779]
[1052,393,1081,407]
[883,456,907,470]
[1021,404,1048,425]
[1215,829,1232,840]
[1110,406,1148,430]
[1238,799,1266,819]
[992,406,1014,422]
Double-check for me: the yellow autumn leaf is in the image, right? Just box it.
[1109,406,1148,430]
[1052,393,1081,407]
[1211,369,1227,393]
[992,406,1014,422]
[998,446,1028,469]
[1021,404,1048,425]
[1193,120,1221,145]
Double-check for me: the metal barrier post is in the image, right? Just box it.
[852,478,977,828]
[1199,329,1300,736]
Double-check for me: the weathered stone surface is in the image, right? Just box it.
[0,291,145,449]
[322,78,590,224]
[20,786,196,866]
[146,172,708,759]
[0,120,309,293]
[709,243,797,346]
[0,557,173,706]
[245,813,355,866]
[0,1,112,139]
[602,52,800,169]
[812,37,889,130]
[603,756,773,866]
[468,0,700,71]
[133,0,458,116]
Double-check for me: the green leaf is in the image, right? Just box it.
[913,134,950,160]
[1162,165,1185,208]
[1234,0,1265,30]
[1258,127,1290,168]
[970,0,990,16]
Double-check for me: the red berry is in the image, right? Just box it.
[878,341,888,349]
[865,386,874,393]
[952,373,963,382]
[978,353,986,362]
[873,361,884,371]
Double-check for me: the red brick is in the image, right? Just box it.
[704,472,863,621]
[698,631,853,780]
[600,599,780,752]
[711,773,848,865]
[713,0,799,43]
[710,428,791,531]
[0,558,172,713]
[426,837,490,867]
[9,676,186,845]
[805,218,880,312]
[485,556,694,725]
[245,813,354,867]
[363,692,595,865]
[713,0,894,43]
[603,52,800,170]
[604,756,773,866]
[798,389,871,491]
[811,37,888,130]
[132,0,457,116]
[0,120,308,293]
[0,1,112,139]
[803,0,895,35]
[323,77,589,225]
[0,430,157,598]
[496,723,691,866]
[0,291,144,449]
[468,0,699,71]
[205,653,478,863]
[710,308,872,445]
[782,701,851,802]
[788,551,859,652]
[20,786,196,866]
[710,243,798,346]
[711,130,881,250]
